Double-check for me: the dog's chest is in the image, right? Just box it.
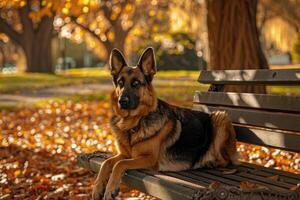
[129,116,166,145]
[110,113,168,154]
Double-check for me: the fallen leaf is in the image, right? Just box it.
[14,169,21,177]
[51,173,66,181]
[290,184,300,191]
[267,175,279,181]
[0,194,11,200]
[222,168,238,175]
[209,181,221,190]
[240,181,257,189]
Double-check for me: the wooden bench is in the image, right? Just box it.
[77,69,300,199]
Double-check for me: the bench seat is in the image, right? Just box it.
[77,69,300,199]
[78,152,300,200]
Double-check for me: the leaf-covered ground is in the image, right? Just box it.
[0,99,299,199]
[0,100,159,199]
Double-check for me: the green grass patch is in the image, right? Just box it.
[268,86,300,95]
[156,70,199,79]
[65,67,200,79]
[0,68,200,94]
[0,102,20,111]
[270,64,300,69]
[3,66,299,94]
[61,67,110,78]
[0,72,103,94]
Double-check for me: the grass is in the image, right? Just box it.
[66,67,200,79]
[271,64,300,69]
[62,67,110,78]
[2,65,299,94]
[0,66,299,110]
[0,68,201,94]
[0,73,100,94]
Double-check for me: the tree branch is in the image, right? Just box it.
[0,17,22,45]
[18,0,34,33]
[70,16,101,42]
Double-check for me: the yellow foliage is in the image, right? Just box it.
[107,31,115,42]
[0,0,100,21]
[82,6,89,13]
[124,3,133,12]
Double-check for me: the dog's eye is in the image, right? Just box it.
[118,80,124,87]
[131,80,140,88]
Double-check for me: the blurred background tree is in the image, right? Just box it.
[0,0,99,73]
[257,0,300,58]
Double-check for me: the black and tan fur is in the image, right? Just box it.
[92,47,238,200]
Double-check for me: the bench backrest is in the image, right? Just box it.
[193,69,300,153]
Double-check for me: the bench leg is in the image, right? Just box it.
[92,154,125,200]
[103,155,156,200]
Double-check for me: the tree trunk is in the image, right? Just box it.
[0,45,5,69]
[23,29,53,73]
[206,0,268,93]
[23,15,54,73]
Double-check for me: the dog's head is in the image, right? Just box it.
[109,47,157,117]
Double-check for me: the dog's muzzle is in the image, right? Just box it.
[118,95,130,109]
[118,94,139,110]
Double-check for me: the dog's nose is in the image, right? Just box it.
[118,96,130,109]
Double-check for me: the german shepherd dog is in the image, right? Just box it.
[92,47,238,200]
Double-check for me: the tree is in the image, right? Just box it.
[69,0,168,59]
[257,0,300,46]
[0,0,55,72]
[0,0,97,73]
[206,0,268,93]
[266,0,300,38]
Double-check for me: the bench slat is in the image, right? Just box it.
[86,156,197,200]
[198,69,300,85]
[164,171,210,187]
[235,125,300,152]
[193,104,300,132]
[238,165,300,185]
[201,168,292,191]
[193,91,300,112]
[123,170,196,200]
[77,153,300,199]
[241,162,300,181]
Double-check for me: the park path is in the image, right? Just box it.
[0,83,114,107]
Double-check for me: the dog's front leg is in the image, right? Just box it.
[92,154,125,200]
[103,155,157,200]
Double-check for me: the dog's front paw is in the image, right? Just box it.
[92,184,105,200]
[103,187,120,200]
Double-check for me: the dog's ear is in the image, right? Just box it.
[137,47,156,81]
[109,49,127,76]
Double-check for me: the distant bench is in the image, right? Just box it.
[78,69,300,199]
